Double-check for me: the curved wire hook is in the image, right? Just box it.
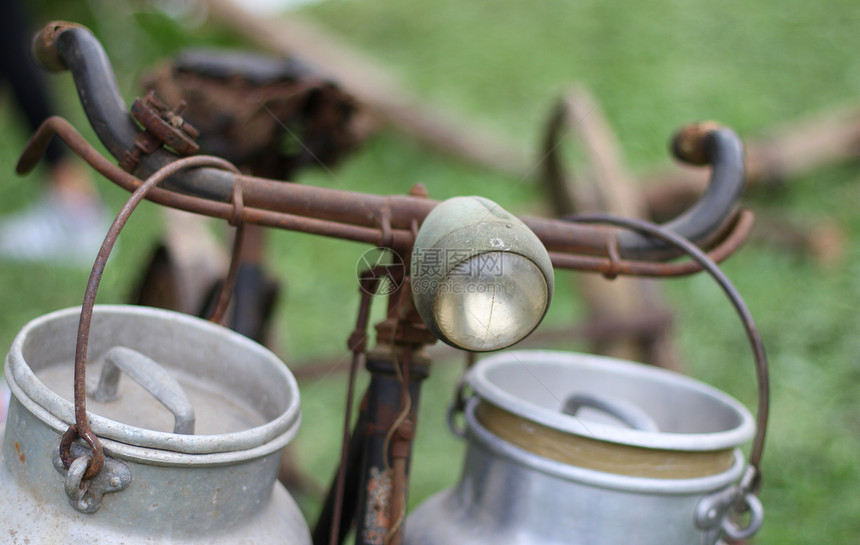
[60,155,240,480]
[564,212,769,490]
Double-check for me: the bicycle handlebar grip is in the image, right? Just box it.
[32,21,83,72]
[616,123,745,260]
[34,22,236,202]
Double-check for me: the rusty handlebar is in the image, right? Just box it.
[27,22,749,270]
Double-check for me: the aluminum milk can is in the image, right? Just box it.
[0,305,311,544]
[405,350,759,545]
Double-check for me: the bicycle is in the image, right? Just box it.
[1,21,768,545]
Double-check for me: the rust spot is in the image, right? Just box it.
[14,442,25,464]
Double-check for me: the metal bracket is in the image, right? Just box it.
[120,91,200,172]
[53,443,132,514]
[132,91,200,155]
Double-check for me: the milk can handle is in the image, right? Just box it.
[90,346,196,434]
[58,155,241,481]
[563,212,769,542]
[562,393,660,432]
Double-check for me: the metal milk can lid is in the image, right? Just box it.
[467,350,755,454]
[5,305,301,464]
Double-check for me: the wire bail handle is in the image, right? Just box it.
[58,155,241,481]
[564,212,769,542]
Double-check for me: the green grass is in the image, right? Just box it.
[1,1,859,543]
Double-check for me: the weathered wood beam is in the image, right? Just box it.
[203,0,530,178]
[541,86,679,369]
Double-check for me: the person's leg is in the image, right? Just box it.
[0,1,107,265]
[0,0,66,166]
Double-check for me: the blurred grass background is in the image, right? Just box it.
[1,1,858,543]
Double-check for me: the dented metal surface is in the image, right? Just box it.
[0,306,310,544]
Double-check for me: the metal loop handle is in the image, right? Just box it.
[445,401,466,439]
[446,376,473,439]
[64,455,92,508]
[58,423,103,477]
[562,393,660,432]
[90,346,196,435]
[53,442,133,514]
[721,492,764,541]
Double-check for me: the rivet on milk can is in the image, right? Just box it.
[405,215,769,545]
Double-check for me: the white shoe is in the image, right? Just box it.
[0,192,110,267]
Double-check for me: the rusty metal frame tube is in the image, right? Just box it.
[19,117,752,278]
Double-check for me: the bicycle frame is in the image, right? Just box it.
[19,21,756,545]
